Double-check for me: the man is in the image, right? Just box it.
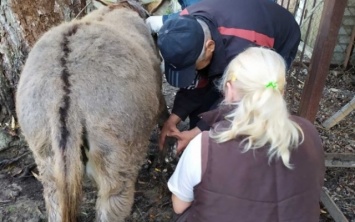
[146,0,301,153]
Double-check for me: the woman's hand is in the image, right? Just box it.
[169,127,201,154]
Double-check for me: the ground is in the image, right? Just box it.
[0,65,354,222]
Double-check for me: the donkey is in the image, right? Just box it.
[15,1,167,221]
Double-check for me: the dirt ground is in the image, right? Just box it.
[0,63,354,222]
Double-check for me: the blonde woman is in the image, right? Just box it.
[167,47,325,222]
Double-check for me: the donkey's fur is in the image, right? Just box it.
[16,1,165,221]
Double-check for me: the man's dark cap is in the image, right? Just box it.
[157,15,204,88]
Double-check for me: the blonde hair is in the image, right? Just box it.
[211,47,304,169]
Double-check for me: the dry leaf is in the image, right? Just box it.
[154,168,161,172]
[32,171,40,180]
[11,116,16,130]
[320,209,327,214]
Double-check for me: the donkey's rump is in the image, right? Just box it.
[16,3,163,222]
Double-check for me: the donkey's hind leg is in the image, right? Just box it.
[86,133,145,222]
[30,144,62,222]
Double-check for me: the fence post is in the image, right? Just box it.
[298,0,348,122]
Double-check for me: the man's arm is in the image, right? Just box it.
[159,88,204,151]
[172,87,211,122]
[278,29,300,69]
[166,80,221,152]
[158,87,208,150]
[173,81,222,126]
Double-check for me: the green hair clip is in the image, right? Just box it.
[230,75,237,82]
[265,81,278,89]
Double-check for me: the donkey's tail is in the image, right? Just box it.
[50,99,85,222]
[50,24,84,222]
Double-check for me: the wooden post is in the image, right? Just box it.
[298,0,348,122]
[343,25,355,69]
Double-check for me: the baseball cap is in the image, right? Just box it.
[157,15,204,88]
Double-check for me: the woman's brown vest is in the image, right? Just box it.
[177,106,325,222]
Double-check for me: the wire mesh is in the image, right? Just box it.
[278,0,355,72]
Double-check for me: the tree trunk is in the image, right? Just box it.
[0,0,88,142]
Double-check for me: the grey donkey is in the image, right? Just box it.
[15,1,168,221]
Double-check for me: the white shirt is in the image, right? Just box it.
[167,133,203,202]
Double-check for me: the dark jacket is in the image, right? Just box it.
[178,106,325,222]
[172,0,301,130]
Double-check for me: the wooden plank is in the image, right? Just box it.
[322,96,355,129]
[343,25,355,69]
[298,0,348,122]
[325,153,355,167]
[321,188,349,222]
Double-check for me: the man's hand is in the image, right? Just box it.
[169,127,201,154]
[145,16,163,33]
[159,114,181,150]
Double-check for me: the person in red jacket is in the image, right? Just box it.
[167,47,325,222]
[147,0,301,153]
